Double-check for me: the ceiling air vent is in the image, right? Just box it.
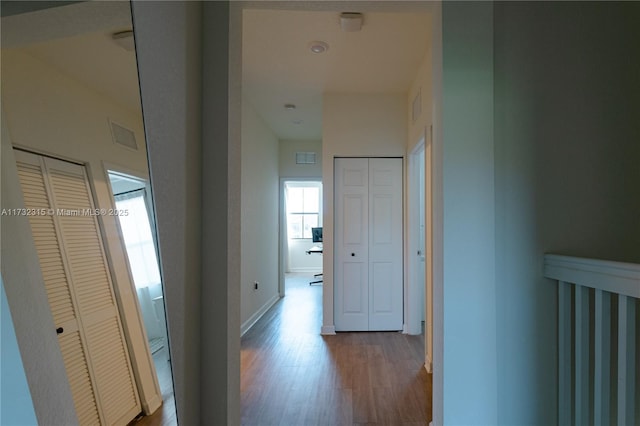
[110,120,138,151]
[295,152,317,165]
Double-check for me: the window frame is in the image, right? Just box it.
[285,182,322,240]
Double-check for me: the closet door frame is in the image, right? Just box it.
[334,157,404,332]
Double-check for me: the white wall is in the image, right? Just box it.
[430,6,445,424]
[1,48,161,415]
[279,139,322,178]
[321,93,407,333]
[407,48,432,153]
[441,3,498,424]
[1,105,78,425]
[240,99,280,330]
[287,239,322,273]
[493,3,640,424]
[0,276,40,426]
[437,3,640,425]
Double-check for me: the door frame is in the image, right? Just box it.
[278,177,323,298]
[333,157,404,332]
[406,133,426,336]
[102,162,164,413]
[425,125,434,373]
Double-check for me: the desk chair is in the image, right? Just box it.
[305,245,323,285]
[310,272,323,285]
[307,227,324,285]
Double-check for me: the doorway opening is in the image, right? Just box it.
[281,180,323,292]
[107,171,174,413]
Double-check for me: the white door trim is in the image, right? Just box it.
[334,157,403,331]
[406,133,426,336]
[103,165,164,413]
[278,177,322,298]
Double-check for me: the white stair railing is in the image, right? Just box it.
[544,254,639,426]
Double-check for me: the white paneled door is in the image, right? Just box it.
[334,157,403,331]
[15,150,141,426]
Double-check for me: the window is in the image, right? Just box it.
[114,190,161,289]
[285,182,321,239]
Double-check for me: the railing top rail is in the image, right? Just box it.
[544,254,640,298]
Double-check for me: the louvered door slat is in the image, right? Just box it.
[16,157,76,329]
[55,219,115,315]
[64,249,104,260]
[43,156,140,425]
[58,319,100,425]
[85,317,139,426]
[49,177,92,209]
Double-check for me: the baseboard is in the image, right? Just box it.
[141,393,163,415]
[241,294,280,336]
[402,324,423,335]
[425,355,433,373]
[321,325,336,335]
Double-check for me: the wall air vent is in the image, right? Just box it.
[295,152,317,165]
[109,120,138,151]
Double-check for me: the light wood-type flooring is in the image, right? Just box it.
[133,273,432,425]
[130,346,177,426]
[241,273,432,426]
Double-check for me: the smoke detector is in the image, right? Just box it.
[340,12,363,32]
[309,41,329,54]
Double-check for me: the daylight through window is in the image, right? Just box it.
[285,182,322,239]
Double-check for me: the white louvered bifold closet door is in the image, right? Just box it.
[15,150,141,426]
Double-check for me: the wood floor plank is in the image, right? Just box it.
[129,348,177,426]
[135,273,432,426]
[241,273,432,426]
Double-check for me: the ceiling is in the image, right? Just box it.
[1,1,140,113]
[1,2,431,141]
[21,30,141,113]
[242,8,431,140]
[109,172,146,195]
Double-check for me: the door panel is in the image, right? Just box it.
[368,158,403,331]
[84,316,139,425]
[371,261,393,313]
[370,194,393,244]
[43,156,140,425]
[341,262,368,330]
[335,157,403,331]
[59,330,101,425]
[343,195,366,245]
[335,158,369,331]
[16,159,76,326]
[15,151,103,424]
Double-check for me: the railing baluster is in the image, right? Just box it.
[544,254,640,425]
[575,285,589,426]
[594,289,611,426]
[617,295,636,426]
[559,281,572,426]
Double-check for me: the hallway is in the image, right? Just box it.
[241,273,432,425]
